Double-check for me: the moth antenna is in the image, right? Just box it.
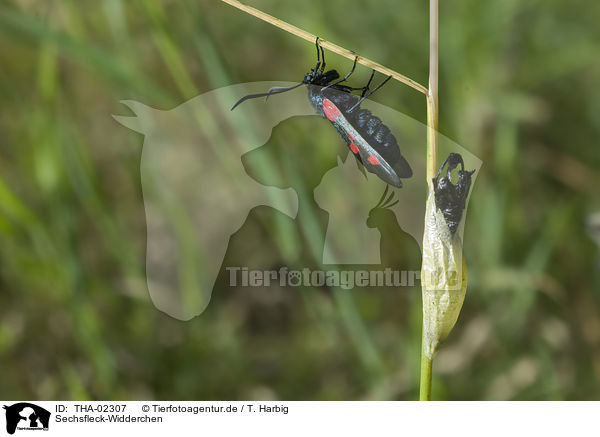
[231,82,304,110]
[264,82,305,102]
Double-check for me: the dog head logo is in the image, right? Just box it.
[3,403,50,434]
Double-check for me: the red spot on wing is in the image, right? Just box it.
[345,133,358,153]
[322,98,341,121]
[368,155,381,166]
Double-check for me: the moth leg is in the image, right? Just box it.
[347,75,392,112]
[321,56,358,91]
[312,37,321,73]
[360,70,376,98]
[337,70,376,93]
[319,43,326,73]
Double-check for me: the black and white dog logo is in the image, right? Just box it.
[3,403,50,435]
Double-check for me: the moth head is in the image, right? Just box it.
[304,68,339,86]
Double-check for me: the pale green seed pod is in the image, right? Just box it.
[421,188,468,359]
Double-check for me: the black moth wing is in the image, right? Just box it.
[348,127,404,188]
[351,100,412,177]
[351,104,413,182]
[308,84,412,188]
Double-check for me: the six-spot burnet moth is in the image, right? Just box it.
[232,38,412,188]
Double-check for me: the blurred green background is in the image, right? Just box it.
[1,0,599,400]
